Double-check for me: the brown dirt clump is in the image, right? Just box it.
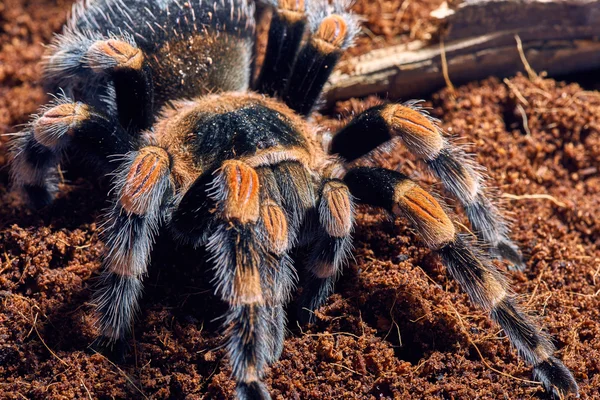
[1,1,599,399]
[346,0,448,57]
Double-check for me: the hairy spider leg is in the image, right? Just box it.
[343,167,579,399]
[255,165,298,363]
[282,1,358,115]
[45,33,155,131]
[298,178,354,323]
[170,161,301,369]
[330,103,525,270]
[9,99,136,208]
[95,146,172,342]
[255,0,308,96]
[205,160,278,400]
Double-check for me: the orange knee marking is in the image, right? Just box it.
[33,103,89,147]
[221,160,260,224]
[322,181,353,238]
[394,183,456,248]
[278,0,305,22]
[261,202,289,254]
[120,147,170,215]
[313,15,348,54]
[88,39,144,71]
[381,104,445,159]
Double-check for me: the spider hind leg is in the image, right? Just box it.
[46,32,154,131]
[343,167,578,398]
[282,3,358,115]
[255,0,308,97]
[330,103,525,269]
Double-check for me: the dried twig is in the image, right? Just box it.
[515,34,538,81]
[501,193,567,208]
[440,38,455,96]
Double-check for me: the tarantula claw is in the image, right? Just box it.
[534,356,579,399]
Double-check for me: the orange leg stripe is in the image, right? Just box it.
[394,184,456,248]
[312,15,348,54]
[279,0,304,12]
[120,147,170,215]
[33,103,90,148]
[88,39,144,71]
[221,160,260,224]
[315,15,348,48]
[381,104,445,159]
[261,202,289,255]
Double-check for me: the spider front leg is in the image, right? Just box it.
[9,99,136,207]
[343,167,578,399]
[95,146,172,343]
[205,160,290,400]
[330,103,525,269]
[46,32,154,131]
[171,163,296,368]
[299,178,354,323]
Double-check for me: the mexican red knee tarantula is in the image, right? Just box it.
[9,0,578,398]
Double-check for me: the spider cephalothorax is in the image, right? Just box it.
[9,0,578,398]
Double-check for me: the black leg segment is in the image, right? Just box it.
[255,0,307,97]
[282,3,358,115]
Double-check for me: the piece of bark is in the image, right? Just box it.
[325,0,600,103]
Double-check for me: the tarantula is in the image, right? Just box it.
[9,0,578,398]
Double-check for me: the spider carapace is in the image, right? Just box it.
[9,0,578,398]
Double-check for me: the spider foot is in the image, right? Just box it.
[492,239,526,271]
[236,381,271,400]
[534,356,579,399]
[89,335,129,364]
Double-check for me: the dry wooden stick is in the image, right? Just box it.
[325,0,600,103]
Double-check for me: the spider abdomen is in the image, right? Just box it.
[54,0,255,106]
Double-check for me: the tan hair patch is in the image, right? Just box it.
[483,272,508,309]
[322,181,353,238]
[233,265,264,305]
[261,202,289,255]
